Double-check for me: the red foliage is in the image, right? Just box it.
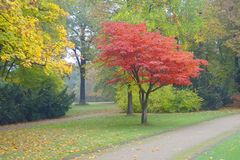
[97,22,208,87]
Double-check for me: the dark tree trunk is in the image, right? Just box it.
[127,88,133,115]
[141,102,147,124]
[139,89,149,124]
[73,48,87,105]
[79,58,86,105]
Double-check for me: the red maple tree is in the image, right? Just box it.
[97,22,208,124]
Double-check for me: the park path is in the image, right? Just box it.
[78,114,240,160]
[0,108,120,131]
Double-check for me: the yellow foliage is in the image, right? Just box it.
[0,0,73,77]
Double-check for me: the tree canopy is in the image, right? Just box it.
[97,22,208,123]
[0,0,73,80]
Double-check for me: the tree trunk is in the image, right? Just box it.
[141,102,147,124]
[79,58,86,105]
[73,48,86,105]
[127,89,133,115]
[140,89,149,124]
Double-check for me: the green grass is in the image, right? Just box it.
[196,131,240,160]
[66,103,118,116]
[0,108,239,160]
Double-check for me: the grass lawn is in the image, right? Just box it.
[0,108,239,160]
[66,103,118,116]
[196,131,240,160]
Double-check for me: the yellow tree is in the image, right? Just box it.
[0,0,73,80]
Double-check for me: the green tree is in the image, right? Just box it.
[55,0,117,104]
[113,0,223,49]
[215,0,240,55]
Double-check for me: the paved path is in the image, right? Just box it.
[78,114,240,160]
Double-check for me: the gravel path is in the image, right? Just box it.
[78,114,240,160]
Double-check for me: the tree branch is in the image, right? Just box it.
[73,48,81,68]
[5,60,15,80]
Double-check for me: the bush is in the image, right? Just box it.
[197,85,232,109]
[0,82,27,124]
[116,85,202,113]
[0,81,74,125]
[192,72,233,110]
